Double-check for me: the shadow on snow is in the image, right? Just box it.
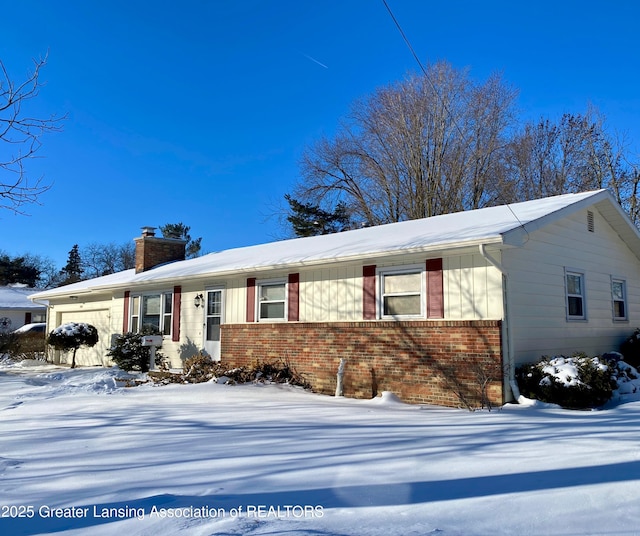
[3,459,640,535]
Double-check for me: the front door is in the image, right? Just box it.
[203,288,223,360]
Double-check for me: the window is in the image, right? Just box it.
[379,267,424,318]
[130,291,173,335]
[565,270,586,320]
[131,295,140,332]
[612,278,628,321]
[31,313,46,323]
[258,280,286,321]
[206,290,222,341]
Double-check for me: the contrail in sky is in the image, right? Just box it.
[302,53,328,69]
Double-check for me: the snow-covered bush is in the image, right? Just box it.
[47,322,99,369]
[610,358,639,397]
[516,353,617,408]
[107,330,166,372]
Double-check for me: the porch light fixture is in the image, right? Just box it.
[194,294,204,308]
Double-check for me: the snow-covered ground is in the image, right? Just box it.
[1,360,640,536]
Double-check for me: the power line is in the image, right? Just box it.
[381,0,427,77]
[380,0,528,237]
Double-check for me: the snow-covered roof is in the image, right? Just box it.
[32,189,634,299]
[0,284,48,309]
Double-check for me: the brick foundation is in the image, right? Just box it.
[221,320,503,408]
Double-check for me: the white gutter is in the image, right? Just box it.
[33,236,507,300]
[478,244,521,402]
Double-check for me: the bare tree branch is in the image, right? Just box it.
[0,53,64,213]
[294,61,518,226]
[291,61,640,233]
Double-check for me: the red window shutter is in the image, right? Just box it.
[288,273,300,321]
[172,286,181,342]
[25,312,32,324]
[246,278,256,322]
[363,265,377,320]
[123,290,130,332]
[426,258,444,318]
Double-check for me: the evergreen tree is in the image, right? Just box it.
[59,244,83,286]
[0,253,40,287]
[159,222,202,258]
[285,194,352,237]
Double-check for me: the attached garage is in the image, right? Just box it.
[55,309,112,367]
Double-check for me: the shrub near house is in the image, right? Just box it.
[47,323,99,369]
[516,354,618,408]
[107,329,166,372]
[620,328,640,369]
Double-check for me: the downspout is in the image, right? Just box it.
[478,244,521,402]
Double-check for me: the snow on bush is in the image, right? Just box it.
[47,322,99,369]
[516,353,618,409]
[107,330,166,372]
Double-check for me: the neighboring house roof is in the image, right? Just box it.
[31,189,639,300]
[0,284,48,309]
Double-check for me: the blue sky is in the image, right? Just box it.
[2,0,640,268]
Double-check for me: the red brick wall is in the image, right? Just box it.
[221,320,503,408]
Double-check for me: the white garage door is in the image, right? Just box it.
[58,309,111,367]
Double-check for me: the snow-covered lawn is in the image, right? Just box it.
[1,360,640,536]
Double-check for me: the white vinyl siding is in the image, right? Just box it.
[444,253,503,320]
[505,208,640,365]
[299,265,361,322]
[188,253,501,328]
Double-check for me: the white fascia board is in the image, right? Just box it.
[122,236,507,283]
[501,189,612,245]
[36,236,509,299]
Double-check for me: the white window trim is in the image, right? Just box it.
[129,290,174,336]
[256,278,288,322]
[377,264,425,320]
[205,286,226,324]
[611,276,628,322]
[565,268,587,321]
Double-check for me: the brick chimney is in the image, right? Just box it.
[134,226,187,273]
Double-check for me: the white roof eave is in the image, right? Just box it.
[31,236,509,299]
[34,190,619,301]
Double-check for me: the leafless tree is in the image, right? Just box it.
[291,63,640,232]
[0,54,63,213]
[505,108,637,203]
[295,61,518,225]
[21,252,59,288]
[81,242,136,278]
